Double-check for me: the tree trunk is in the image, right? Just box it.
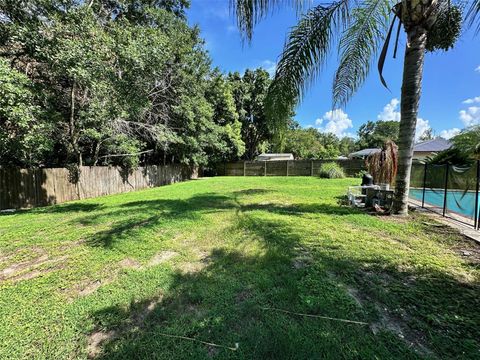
[392,26,427,215]
[69,78,82,167]
[93,140,101,166]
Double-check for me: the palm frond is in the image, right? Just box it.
[231,0,311,41]
[466,0,480,33]
[265,1,350,132]
[333,0,391,107]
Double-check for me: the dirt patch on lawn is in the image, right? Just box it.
[330,270,436,358]
[0,252,67,283]
[1,254,48,278]
[450,242,480,265]
[369,308,435,358]
[0,246,46,265]
[118,251,179,271]
[131,295,164,326]
[87,330,116,359]
[87,294,164,358]
[344,285,363,307]
[75,280,105,297]
[58,239,86,251]
[118,258,142,269]
[148,251,178,266]
[70,251,179,299]
[178,261,207,274]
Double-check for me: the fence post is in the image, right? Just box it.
[311,160,314,176]
[442,163,449,217]
[264,161,267,176]
[243,161,246,176]
[475,160,480,229]
[421,162,427,208]
[286,160,289,176]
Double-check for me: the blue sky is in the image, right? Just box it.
[187,0,480,140]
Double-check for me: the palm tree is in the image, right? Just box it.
[232,0,478,215]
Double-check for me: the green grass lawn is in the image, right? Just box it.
[1,177,479,359]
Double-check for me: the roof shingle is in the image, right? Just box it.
[413,138,452,152]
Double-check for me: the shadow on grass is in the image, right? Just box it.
[0,202,103,216]
[239,203,357,216]
[75,192,358,248]
[73,194,236,248]
[37,203,103,214]
[86,208,479,359]
[232,189,275,196]
[89,225,392,359]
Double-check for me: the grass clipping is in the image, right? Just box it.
[262,307,368,325]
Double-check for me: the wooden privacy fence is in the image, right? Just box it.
[0,164,195,210]
[217,159,366,177]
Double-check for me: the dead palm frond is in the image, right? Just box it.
[366,140,398,185]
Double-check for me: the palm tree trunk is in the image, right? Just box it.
[392,26,427,215]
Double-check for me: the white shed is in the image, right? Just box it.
[256,153,294,161]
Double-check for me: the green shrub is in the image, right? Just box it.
[319,162,345,179]
[355,169,368,178]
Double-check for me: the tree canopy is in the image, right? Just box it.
[0,0,260,169]
[356,120,399,149]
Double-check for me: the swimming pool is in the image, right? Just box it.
[409,188,480,221]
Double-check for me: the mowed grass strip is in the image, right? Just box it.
[0,177,479,359]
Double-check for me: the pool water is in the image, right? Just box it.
[409,188,480,221]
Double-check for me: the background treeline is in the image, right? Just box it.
[282,119,432,160]
[0,0,440,170]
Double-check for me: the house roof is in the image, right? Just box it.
[348,148,381,158]
[413,138,452,152]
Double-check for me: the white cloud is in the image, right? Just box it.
[439,128,461,139]
[476,65,480,73]
[315,109,353,137]
[260,60,276,77]
[202,3,229,20]
[377,98,430,140]
[226,24,237,33]
[415,118,431,140]
[459,106,480,127]
[377,98,401,122]
[463,96,480,104]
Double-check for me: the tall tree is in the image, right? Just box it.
[283,127,341,159]
[205,70,245,163]
[357,120,399,148]
[228,69,291,160]
[232,0,470,215]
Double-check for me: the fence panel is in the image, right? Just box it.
[409,162,480,228]
[225,162,244,176]
[222,159,366,177]
[445,164,478,226]
[422,164,447,215]
[408,162,426,205]
[288,160,311,176]
[337,159,365,177]
[266,161,288,176]
[0,165,193,210]
[245,161,265,176]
